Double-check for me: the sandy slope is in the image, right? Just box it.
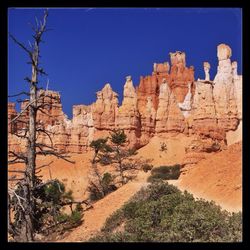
[176,141,242,212]
[8,135,242,241]
[136,134,195,166]
[58,171,150,242]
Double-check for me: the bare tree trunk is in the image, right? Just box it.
[18,45,39,242]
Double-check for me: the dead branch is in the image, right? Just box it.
[36,128,53,146]
[8,187,26,212]
[8,151,28,162]
[35,161,54,170]
[12,128,29,139]
[36,150,75,164]
[35,107,53,117]
[8,160,27,165]
[9,33,32,57]
[8,92,30,98]
[35,169,42,175]
[8,178,24,181]
[9,98,37,124]
[8,170,26,174]
[36,143,54,150]
[9,91,58,125]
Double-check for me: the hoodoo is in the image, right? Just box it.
[8,44,242,153]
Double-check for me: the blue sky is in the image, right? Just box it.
[8,8,242,118]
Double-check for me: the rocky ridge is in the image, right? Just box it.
[8,44,242,155]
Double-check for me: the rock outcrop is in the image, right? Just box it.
[213,44,239,131]
[117,76,141,147]
[8,44,242,154]
[155,80,185,134]
[136,63,169,114]
[169,51,195,103]
[92,83,119,130]
[8,103,18,133]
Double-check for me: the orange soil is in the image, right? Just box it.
[8,136,242,242]
[9,152,94,201]
[136,134,195,166]
[176,141,242,212]
[59,171,150,242]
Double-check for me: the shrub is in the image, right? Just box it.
[88,172,117,202]
[68,210,82,226]
[44,180,66,204]
[88,183,105,202]
[101,209,124,233]
[147,165,181,182]
[89,182,242,242]
[142,164,153,172]
[160,142,167,152]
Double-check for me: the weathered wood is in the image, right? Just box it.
[9,9,48,242]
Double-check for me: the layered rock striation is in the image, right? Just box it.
[8,44,242,154]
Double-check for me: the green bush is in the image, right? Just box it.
[68,210,82,225]
[142,164,153,172]
[44,179,66,204]
[88,172,117,202]
[147,165,181,182]
[101,209,124,233]
[89,182,242,242]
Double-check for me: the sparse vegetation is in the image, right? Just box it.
[147,165,181,182]
[142,164,153,173]
[89,181,242,242]
[16,179,84,237]
[160,142,167,152]
[88,172,117,201]
[88,129,150,201]
[8,10,82,242]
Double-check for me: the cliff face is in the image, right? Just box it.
[8,43,242,153]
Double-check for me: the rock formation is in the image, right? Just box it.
[92,83,119,130]
[117,76,141,147]
[136,63,169,114]
[204,62,210,81]
[169,51,195,103]
[213,44,239,131]
[178,83,192,118]
[140,96,156,145]
[232,61,242,120]
[8,103,18,133]
[8,44,242,154]
[155,79,185,133]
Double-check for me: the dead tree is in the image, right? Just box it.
[8,9,87,242]
[9,10,51,241]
